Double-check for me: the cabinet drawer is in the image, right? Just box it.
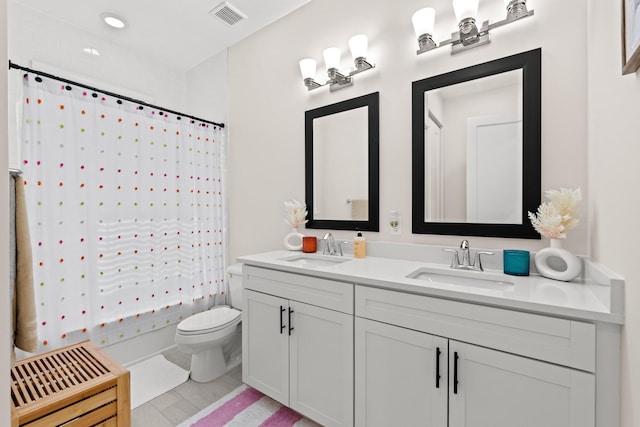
[355,286,595,372]
[244,266,354,314]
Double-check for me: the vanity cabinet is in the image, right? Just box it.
[242,266,354,427]
[355,318,448,426]
[355,286,596,427]
[239,250,623,427]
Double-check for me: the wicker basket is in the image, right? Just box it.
[11,340,130,427]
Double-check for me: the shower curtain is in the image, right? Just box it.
[19,72,226,352]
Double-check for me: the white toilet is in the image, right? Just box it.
[175,264,243,382]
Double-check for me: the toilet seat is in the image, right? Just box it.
[177,306,241,336]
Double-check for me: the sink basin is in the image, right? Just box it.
[279,254,350,268]
[406,267,514,289]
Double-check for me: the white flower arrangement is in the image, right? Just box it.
[528,188,582,239]
[283,199,308,228]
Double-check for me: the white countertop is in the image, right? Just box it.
[237,249,624,324]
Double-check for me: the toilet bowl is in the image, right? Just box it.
[175,264,243,383]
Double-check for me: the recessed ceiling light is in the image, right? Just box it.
[82,47,100,56]
[102,13,127,29]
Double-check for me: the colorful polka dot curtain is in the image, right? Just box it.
[19,73,226,352]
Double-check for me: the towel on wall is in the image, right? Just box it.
[12,175,38,358]
[350,199,368,221]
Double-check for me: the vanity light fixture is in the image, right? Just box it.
[299,34,375,92]
[412,0,533,55]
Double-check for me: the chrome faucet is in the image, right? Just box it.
[322,233,335,255]
[443,240,494,271]
[460,239,471,268]
[321,233,345,256]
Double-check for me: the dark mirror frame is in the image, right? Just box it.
[305,92,380,231]
[411,48,541,239]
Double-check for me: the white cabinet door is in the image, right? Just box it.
[242,290,290,405]
[355,318,448,427]
[289,301,354,427]
[449,341,595,427]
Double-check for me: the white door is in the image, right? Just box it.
[289,301,354,427]
[355,318,448,427]
[466,114,522,224]
[242,290,290,405]
[449,341,595,427]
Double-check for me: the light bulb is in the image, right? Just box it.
[452,0,479,23]
[348,34,368,60]
[299,58,317,80]
[412,8,436,38]
[323,47,341,70]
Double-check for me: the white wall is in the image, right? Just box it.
[588,1,640,426]
[227,0,589,263]
[186,50,228,125]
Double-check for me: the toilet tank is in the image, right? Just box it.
[227,264,243,310]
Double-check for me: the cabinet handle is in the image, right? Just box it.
[436,347,441,389]
[280,306,286,334]
[453,351,459,395]
[288,307,294,335]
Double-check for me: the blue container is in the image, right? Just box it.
[503,250,530,276]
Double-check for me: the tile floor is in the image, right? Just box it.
[131,347,243,427]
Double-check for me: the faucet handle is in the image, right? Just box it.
[335,240,348,256]
[460,240,470,250]
[473,251,494,271]
[443,248,460,268]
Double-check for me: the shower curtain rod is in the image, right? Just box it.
[8,60,225,128]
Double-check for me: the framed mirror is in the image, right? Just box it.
[412,49,541,238]
[305,92,379,231]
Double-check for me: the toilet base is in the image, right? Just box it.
[190,347,227,383]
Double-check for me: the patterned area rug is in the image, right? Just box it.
[177,384,321,427]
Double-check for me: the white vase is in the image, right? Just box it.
[284,227,304,251]
[534,238,581,282]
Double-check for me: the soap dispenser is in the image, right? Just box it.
[354,231,366,258]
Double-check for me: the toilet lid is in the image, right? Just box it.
[177,306,241,334]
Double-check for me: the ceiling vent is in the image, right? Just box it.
[209,2,247,26]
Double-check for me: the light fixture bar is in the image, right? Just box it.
[414,0,534,56]
[504,0,533,21]
[352,58,374,74]
[299,35,375,93]
[451,20,491,54]
[327,68,353,92]
[491,2,534,30]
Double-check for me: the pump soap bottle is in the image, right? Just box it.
[354,231,366,258]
